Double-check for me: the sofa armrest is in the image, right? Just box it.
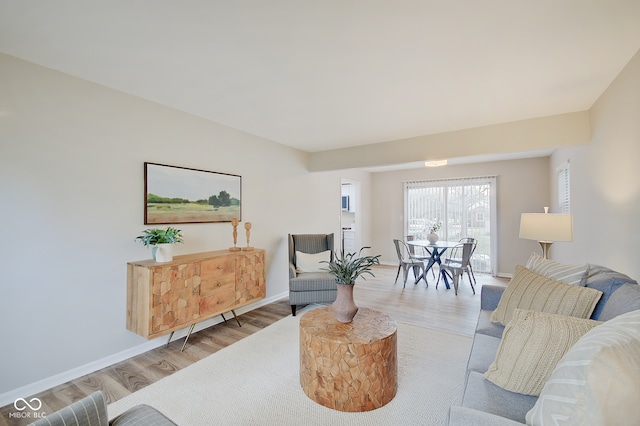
[447,406,525,426]
[480,285,506,311]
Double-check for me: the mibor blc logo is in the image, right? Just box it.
[9,397,46,420]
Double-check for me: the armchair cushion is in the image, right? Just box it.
[289,272,337,292]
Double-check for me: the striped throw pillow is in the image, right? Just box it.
[526,252,589,286]
[526,309,640,425]
[491,265,602,326]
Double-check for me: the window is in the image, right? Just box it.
[404,176,497,274]
[558,162,570,214]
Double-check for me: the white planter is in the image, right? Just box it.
[427,233,439,244]
[152,243,174,263]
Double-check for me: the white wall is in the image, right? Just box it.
[550,49,640,279]
[0,53,372,400]
[371,157,550,276]
[310,111,590,171]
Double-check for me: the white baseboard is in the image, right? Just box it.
[0,292,288,408]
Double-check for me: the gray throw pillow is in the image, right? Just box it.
[598,283,640,321]
[587,272,639,319]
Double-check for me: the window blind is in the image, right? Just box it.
[558,162,571,214]
[404,176,497,275]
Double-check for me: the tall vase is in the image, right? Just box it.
[152,243,173,263]
[332,283,358,323]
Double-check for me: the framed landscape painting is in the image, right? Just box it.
[144,162,241,224]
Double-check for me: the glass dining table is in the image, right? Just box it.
[407,240,459,289]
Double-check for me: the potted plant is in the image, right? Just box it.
[322,247,381,322]
[135,227,183,263]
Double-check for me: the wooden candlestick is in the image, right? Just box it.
[242,221,254,251]
[229,217,241,252]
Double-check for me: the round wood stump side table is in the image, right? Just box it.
[299,306,398,412]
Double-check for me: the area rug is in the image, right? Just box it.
[108,308,472,425]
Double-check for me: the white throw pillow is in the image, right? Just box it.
[485,309,601,396]
[526,252,590,286]
[295,250,331,273]
[526,309,640,426]
[491,265,602,326]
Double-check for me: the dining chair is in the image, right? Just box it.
[458,237,478,283]
[441,238,477,277]
[438,242,475,295]
[393,239,427,288]
[406,235,436,279]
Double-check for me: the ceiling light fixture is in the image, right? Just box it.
[424,160,448,167]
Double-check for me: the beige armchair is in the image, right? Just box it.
[288,233,337,315]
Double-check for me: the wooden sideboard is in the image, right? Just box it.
[127,249,266,340]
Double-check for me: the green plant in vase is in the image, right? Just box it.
[322,247,381,322]
[135,227,183,263]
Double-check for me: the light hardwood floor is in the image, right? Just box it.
[0,265,507,425]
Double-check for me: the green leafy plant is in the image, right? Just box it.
[322,247,381,285]
[135,227,184,247]
[428,221,442,234]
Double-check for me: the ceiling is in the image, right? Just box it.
[1,1,639,154]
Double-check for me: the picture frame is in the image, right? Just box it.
[144,162,242,224]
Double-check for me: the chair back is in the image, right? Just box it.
[406,235,417,255]
[453,237,477,261]
[459,242,473,267]
[289,234,334,265]
[394,239,418,263]
[459,237,478,254]
[448,242,473,267]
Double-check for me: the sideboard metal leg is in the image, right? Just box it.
[231,309,241,327]
[180,323,196,352]
[166,331,175,347]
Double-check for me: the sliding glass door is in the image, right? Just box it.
[404,176,497,275]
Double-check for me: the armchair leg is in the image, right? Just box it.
[292,305,297,316]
